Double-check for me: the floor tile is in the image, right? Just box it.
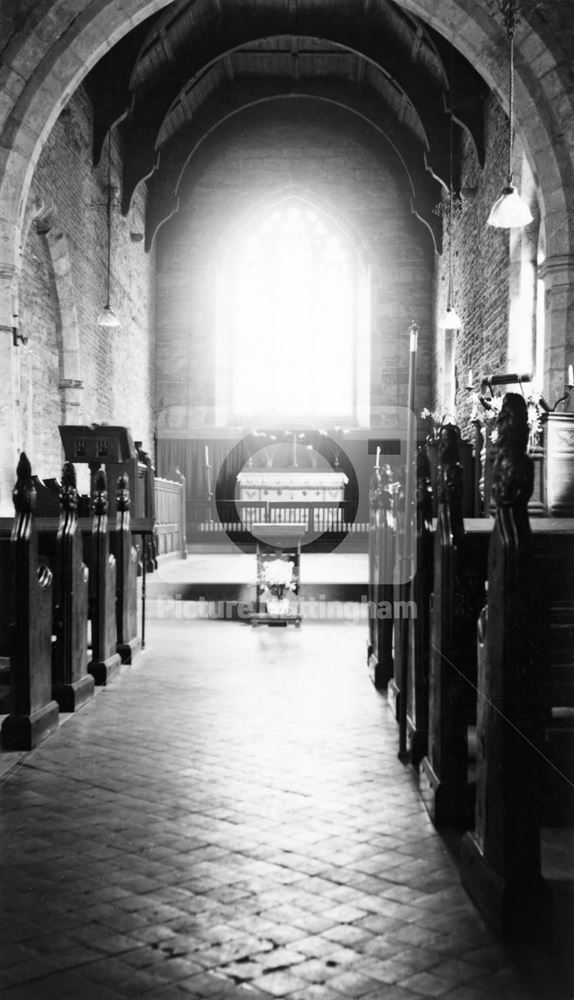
[0,619,569,1000]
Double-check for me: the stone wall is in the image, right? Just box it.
[434,94,541,443]
[155,105,435,434]
[16,85,155,480]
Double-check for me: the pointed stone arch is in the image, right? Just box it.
[22,201,83,424]
[0,0,573,497]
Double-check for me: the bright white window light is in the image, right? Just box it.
[228,202,356,421]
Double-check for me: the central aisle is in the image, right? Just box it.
[0,620,547,999]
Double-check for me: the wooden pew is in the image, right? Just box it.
[419,425,488,826]
[0,536,12,713]
[405,446,433,765]
[110,473,140,664]
[367,464,396,689]
[51,462,94,712]
[531,527,574,824]
[1,454,59,750]
[86,468,122,685]
[461,394,552,940]
[34,468,142,667]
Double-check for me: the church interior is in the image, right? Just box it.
[1,1,574,998]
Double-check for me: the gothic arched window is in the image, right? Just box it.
[215,198,370,426]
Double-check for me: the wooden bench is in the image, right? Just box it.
[461,394,552,940]
[419,426,488,826]
[49,462,94,711]
[1,454,59,750]
[367,463,396,689]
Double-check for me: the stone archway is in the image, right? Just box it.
[0,0,573,507]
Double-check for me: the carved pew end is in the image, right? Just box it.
[88,652,122,687]
[112,472,141,665]
[460,833,553,942]
[87,469,123,685]
[51,462,95,712]
[418,755,475,829]
[387,679,400,721]
[117,637,141,666]
[53,674,95,713]
[1,700,59,751]
[1,454,60,750]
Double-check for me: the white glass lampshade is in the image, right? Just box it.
[487,185,533,228]
[97,302,121,329]
[439,305,463,330]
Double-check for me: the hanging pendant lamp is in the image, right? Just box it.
[487,0,532,229]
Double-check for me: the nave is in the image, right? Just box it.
[0,618,570,1000]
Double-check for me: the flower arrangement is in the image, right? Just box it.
[470,393,503,433]
[420,408,454,443]
[525,391,545,452]
[471,391,544,452]
[260,558,296,599]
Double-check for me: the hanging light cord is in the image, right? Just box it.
[507,17,515,185]
[448,120,454,303]
[105,132,112,305]
[447,52,455,307]
[501,0,519,187]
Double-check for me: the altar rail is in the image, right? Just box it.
[187,498,368,547]
[154,475,187,558]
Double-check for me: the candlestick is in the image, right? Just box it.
[466,369,474,390]
[568,364,574,387]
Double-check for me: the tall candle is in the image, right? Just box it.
[204,445,209,467]
[568,364,574,387]
[375,446,381,469]
[467,369,474,390]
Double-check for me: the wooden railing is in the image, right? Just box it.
[154,474,187,559]
[187,498,368,545]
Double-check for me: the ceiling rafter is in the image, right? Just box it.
[102,2,483,212]
[84,0,484,253]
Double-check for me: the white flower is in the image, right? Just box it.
[262,559,295,591]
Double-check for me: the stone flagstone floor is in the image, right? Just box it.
[0,619,568,999]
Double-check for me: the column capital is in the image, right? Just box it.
[0,259,18,335]
[538,253,574,284]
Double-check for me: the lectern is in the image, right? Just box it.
[250,523,306,627]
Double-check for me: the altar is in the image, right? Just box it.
[236,470,348,503]
[236,469,348,537]
[236,470,347,626]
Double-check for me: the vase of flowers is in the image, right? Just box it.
[260,557,296,616]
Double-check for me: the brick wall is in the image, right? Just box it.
[155,106,435,434]
[19,225,64,474]
[434,94,523,442]
[17,85,155,480]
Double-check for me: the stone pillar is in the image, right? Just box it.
[0,264,20,515]
[59,378,84,424]
[538,254,574,407]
